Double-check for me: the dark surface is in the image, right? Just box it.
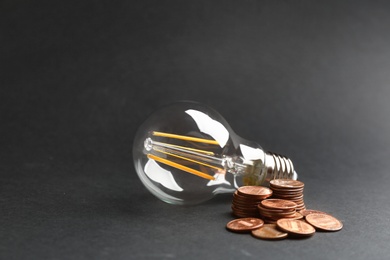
[1,1,390,259]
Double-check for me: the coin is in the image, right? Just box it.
[271,193,303,197]
[305,213,343,231]
[270,187,304,193]
[232,211,252,218]
[261,211,303,220]
[270,179,304,189]
[262,217,278,224]
[288,211,304,220]
[237,186,273,199]
[231,204,259,211]
[232,194,262,204]
[231,207,259,215]
[226,218,264,233]
[271,194,303,200]
[299,209,328,217]
[276,219,316,236]
[258,204,295,213]
[251,224,288,240]
[261,199,297,210]
[258,209,296,218]
[232,204,260,211]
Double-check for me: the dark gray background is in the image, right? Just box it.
[1,0,390,259]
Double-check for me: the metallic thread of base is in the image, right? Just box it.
[264,152,296,182]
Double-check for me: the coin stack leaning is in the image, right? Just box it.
[231,186,273,218]
[269,179,306,211]
[257,199,301,223]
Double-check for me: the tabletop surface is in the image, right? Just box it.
[1,1,390,259]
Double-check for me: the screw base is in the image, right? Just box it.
[263,152,298,183]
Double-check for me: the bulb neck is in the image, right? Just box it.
[243,152,298,185]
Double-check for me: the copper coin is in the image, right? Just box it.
[231,208,259,217]
[257,204,295,213]
[289,201,305,206]
[271,189,304,194]
[258,209,296,218]
[270,179,304,189]
[272,196,304,202]
[261,199,297,210]
[251,224,288,240]
[233,201,262,208]
[271,187,304,192]
[272,192,304,197]
[294,202,305,207]
[234,190,265,200]
[305,213,343,231]
[262,218,278,224]
[232,197,262,205]
[260,211,300,219]
[232,213,258,218]
[226,218,264,233]
[237,186,273,198]
[232,211,253,218]
[271,194,303,200]
[299,209,328,217]
[260,213,296,221]
[232,199,260,206]
[232,205,259,212]
[233,192,263,201]
[284,211,304,220]
[276,219,315,236]
[231,205,259,212]
[232,205,258,214]
[289,198,304,202]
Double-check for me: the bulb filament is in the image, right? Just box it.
[152,131,219,145]
[145,131,227,181]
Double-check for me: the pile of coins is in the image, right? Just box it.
[227,179,343,240]
[231,186,272,218]
[227,210,342,239]
[258,199,303,223]
[269,179,306,211]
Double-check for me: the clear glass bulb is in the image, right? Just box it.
[133,101,297,205]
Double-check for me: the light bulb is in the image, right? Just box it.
[133,101,297,205]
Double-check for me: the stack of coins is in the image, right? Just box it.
[257,199,302,223]
[227,210,343,240]
[231,186,272,218]
[227,180,344,240]
[269,179,306,211]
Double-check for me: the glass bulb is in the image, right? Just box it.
[133,101,297,205]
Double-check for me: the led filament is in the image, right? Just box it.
[145,132,221,181]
